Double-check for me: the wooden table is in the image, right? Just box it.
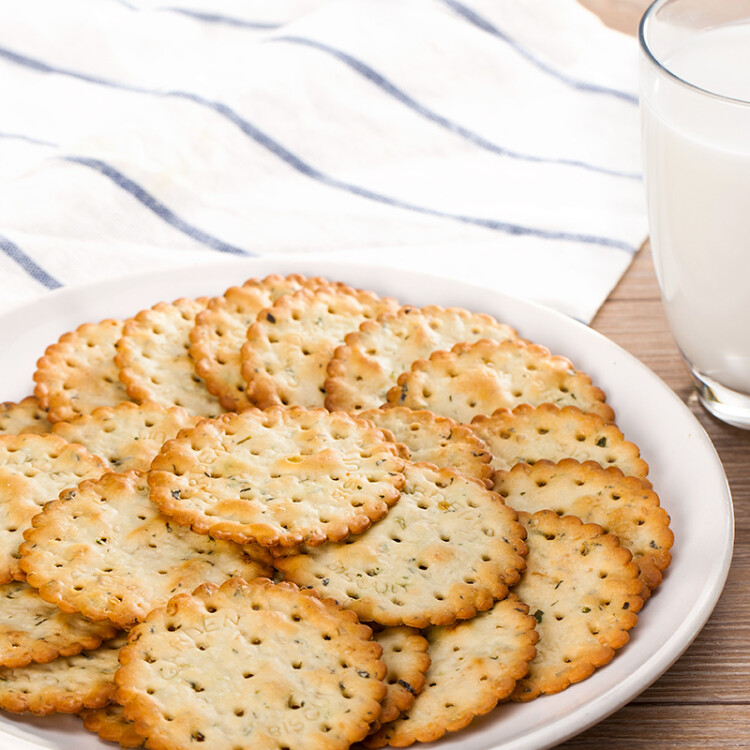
[557,3,750,745]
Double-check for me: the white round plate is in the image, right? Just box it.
[0,258,733,750]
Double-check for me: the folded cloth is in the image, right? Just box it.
[0,0,645,322]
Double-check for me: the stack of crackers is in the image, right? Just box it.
[0,274,673,750]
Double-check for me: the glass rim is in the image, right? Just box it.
[639,0,750,107]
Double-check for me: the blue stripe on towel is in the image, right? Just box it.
[62,157,253,256]
[0,45,636,254]
[111,0,281,29]
[160,8,281,29]
[0,45,148,92]
[442,0,638,105]
[0,233,63,289]
[273,35,641,180]
[0,131,57,147]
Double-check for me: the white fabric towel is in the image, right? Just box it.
[0,0,645,322]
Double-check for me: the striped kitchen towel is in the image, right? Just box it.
[0,0,645,322]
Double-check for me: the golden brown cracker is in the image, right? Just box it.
[80,702,145,748]
[512,511,643,701]
[386,338,614,424]
[33,319,130,423]
[148,406,405,548]
[116,297,224,418]
[471,403,649,485]
[358,406,494,487]
[494,459,673,594]
[115,577,386,750]
[20,471,272,629]
[240,285,399,409]
[275,462,527,627]
[0,581,118,668]
[325,305,516,412]
[51,401,201,472]
[0,434,106,583]
[370,626,430,731]
[364,595,537,748]
[0,397,52,436]
[190,274,335,412]
[0,634,126,715]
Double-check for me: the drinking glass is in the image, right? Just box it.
[639,0,750,428]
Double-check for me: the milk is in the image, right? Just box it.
[641,23,750,394]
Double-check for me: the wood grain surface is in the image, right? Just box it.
[560,2,750,746]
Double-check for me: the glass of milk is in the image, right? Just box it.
[640,0,750,428]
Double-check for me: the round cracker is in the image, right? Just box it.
[33,318,130,423]
[115,577,387,750]
[190,274,336,412]
[0,397,52,436]
[0,434,107,583]
[116,297,224,418]
[80,702,145,748]
[51,401,201,473]
[148,406,405,548]
[20,471,272,629]
[493,459,674,595]
[240,285,399,409]
[386,338,614,424]
[471,403,650,485]
[275,462,527,627]
[358,407,494,488]
[370,626,430,732]
[0,634,126,715]
[364,594,538,748]
[0,581,118,669]
[325,304,516,412]
[511,511,643,701]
